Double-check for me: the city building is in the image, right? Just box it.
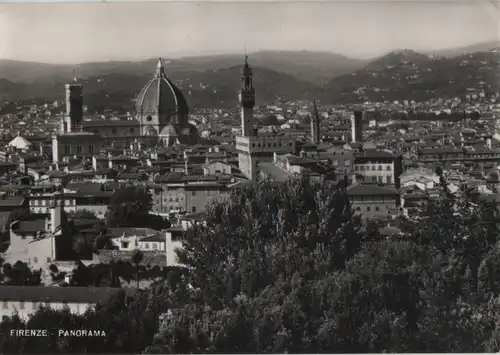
[0,286,134,321]
[347,183,400,219]
[353,150,403,187]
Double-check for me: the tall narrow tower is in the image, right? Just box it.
[351,110,363,143]
[64,79,83,133]
[239,55,255,137]
[310,100,321,144]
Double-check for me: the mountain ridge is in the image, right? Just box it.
[1,46,498,110]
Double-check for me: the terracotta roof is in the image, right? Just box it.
[347,183,399,196]
[82,120,140,127]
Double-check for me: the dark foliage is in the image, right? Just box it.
[106,186,153,228]
[2,177,500,353]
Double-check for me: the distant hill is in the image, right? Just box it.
[363,49,431,71]
[0,66,315,112]
[317,49,500,104]
[426,40,500,58]
[0,50,367,86]
[2,46,499,110]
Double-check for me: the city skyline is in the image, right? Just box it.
[0,0,498,64]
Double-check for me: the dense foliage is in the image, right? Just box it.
[2,177,500,353]
[106,186,153,228]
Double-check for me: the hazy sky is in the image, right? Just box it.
[0,0,498,64]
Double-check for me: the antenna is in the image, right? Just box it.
[72,68,77,83]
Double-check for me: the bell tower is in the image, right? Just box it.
[239,55,255,137]
[310,100,321,144]
[64,76,83,133]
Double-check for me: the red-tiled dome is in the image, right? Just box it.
[135,58,189,125]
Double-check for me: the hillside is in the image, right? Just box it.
[317,49,500,104]
[0,66,315,112]
[427,40,500,58]
[0,51,366,86]
[363,49,431,71]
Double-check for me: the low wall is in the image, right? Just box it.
[93,250,166,267]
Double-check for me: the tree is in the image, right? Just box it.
[147,177,500,353]
[131,249,144,289]
[69,210,98,220]
[4,208,31,231]
[106,187,152,228]
[261,114,279,126]
[3,177,500,353]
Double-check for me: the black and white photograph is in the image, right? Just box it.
[0,0,499,353]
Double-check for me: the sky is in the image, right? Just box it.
[0,0,498,64]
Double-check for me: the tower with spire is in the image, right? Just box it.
[235,55,296,181]
[310,100,321,144]
[239,55,255,137]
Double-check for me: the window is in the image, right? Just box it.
[64,145,70,155]
[130,128,135,134]
[19,301,25,309]
[33,257,38,263]
[46,257,51,263]
[387,176,392,184]
[192,206,197,213]
[153,243,158,250]
[112,128,117,134]
[2,301,8,309]
[386,165,391,171]
[88,145,94,154]
[375,206,380,211]
[333,160,339,166]
[76,145,82,154]
[192,191,196,196]
[145,243,150,249]
[32,302,38,310]
[344,160,350,167]
[147,116,152,122]
[121,242,129,249]
[366,207,371,212]
[378,165,382,171]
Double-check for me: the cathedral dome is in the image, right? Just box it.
[159,124,178,137]
[135,58,189,125]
